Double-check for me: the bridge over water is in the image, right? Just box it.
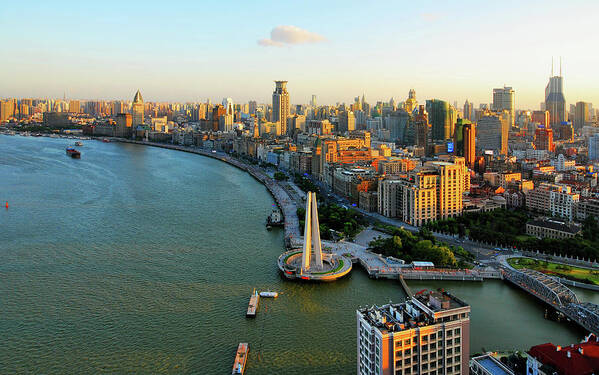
[504,268,599,335]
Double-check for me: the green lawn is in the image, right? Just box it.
[508,257,599,285]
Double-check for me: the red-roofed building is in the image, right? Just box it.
[527,335,599,375]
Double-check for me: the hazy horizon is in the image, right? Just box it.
[1,0,598,109]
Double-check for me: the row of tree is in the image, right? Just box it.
[424,209,599,261]
[368,226,463,267]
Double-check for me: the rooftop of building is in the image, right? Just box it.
[527,218,581,234]
[528,335,599,375]
[358,290,469,334]
[471,354,514,375]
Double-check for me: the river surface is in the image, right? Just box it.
[2,135,599,374]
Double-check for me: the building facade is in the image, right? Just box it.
[272,81,290,135]
[357,290,470,375]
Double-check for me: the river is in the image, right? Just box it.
[1,135,598,374]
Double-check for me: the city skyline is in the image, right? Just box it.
[1,1,598,107]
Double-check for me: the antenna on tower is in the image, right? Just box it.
[551,57,554,76]
[560,56,562,76]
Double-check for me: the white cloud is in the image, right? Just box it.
[258,25,325,47]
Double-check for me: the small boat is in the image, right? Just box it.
[266,210,284,229]
[75,141,83,146]
[232,343,249,374]
[259,291,278,298]
[66,147,81,159]
[102,138,110,143]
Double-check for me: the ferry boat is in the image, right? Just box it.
[266,209,284,229]
[75,141,83,146]
[66,147,81,159]
[259,291,278,298]
[232,343,249,374]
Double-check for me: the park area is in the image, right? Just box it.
[508,257,599,286]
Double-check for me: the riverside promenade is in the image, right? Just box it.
[116,140,302,246]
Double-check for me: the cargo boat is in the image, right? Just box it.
[66,147,81,158]
[231,343,249,374]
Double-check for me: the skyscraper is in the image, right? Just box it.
[426,99,451,141]
[310,94,317,107]
[477,114,509,155]
[545,60,566,127]
[222,97,234,116]
[404,89,417,113]
[272,81,290,135]
[492,86,515,126]
[453,118,476,168]
[534,128,555,152]
[131,89,144,126]
[574,101,590,130]
[463,100,472,121]
[338,110,356,133]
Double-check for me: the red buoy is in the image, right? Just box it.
[5,201,8,209]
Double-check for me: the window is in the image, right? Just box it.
[405,348,411,356]
[405,339,411,346]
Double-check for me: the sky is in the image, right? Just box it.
[1,0,598,109]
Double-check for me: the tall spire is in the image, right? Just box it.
[551,57,554,77]
[301,191,323,272]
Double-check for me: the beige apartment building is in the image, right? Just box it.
[357,290,471,375]
[525,183,580,221]
[378,157,469,226]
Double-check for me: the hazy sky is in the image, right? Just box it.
[1,0,597,109]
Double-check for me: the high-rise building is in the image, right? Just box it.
[310,95,317,107]
[477,113,509,155]
[492,86,515,126]
[426,99,451,141]
[357,290,471,375]
[272,81,290,135]
[404,89,417,113]
[114,113,132,137]
[454,119,476,168]
[575,101,591,130]
[531,110,550,127]
[338,110,356,133]
[534,128,555,152]
[414,105,429,150]
[589,134,599,161]
[222,97,234,116]
[212,105,226,132]
[131,90,144,126]
[463,100,472,121]
[69,100,80,114]
[248,100,257,115]
[0,99,15,122]
[545,61,566,127]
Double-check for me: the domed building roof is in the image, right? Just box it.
[133,89,143,103]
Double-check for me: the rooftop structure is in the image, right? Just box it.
[357,290,470,375]
[470,354,514,375]
[527,334,599,375]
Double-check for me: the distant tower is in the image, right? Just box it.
[463,100,473,121]
[492,86,515,127]
[132,89,144,126]
[404,89,417,113]
[301,192,323,272]
[272,81,290,135]
[310,95,317,107]
[545,58,566,127]
[222,97,234,116]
